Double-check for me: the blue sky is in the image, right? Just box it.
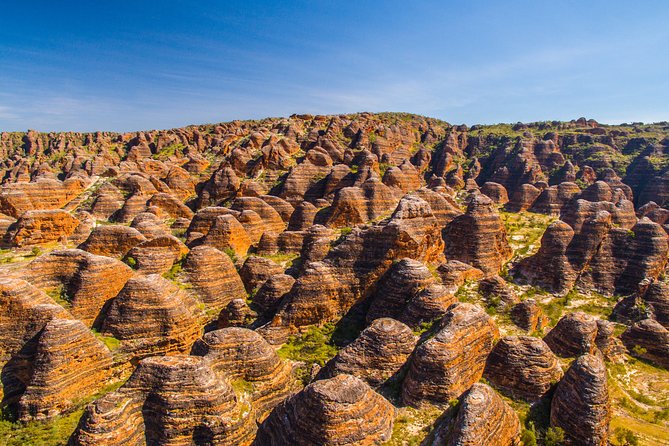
[1,0,668,132]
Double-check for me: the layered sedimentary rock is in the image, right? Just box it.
[181,245,247,312]
[191,327,294,415]
[478,275,519,310]
[255,374,394,446]
[437,260,484,288]
[126,235,188,274]
[517,214,669,295]
[621,318,669,368]
[239,256,284,294]
[443,194,512,276]
[70,391,146,446]
[100,275,201,359]
[9,209,80,246]
[326,178,400,228]
[640,280,669,328]
[217,298,257,328]
[366,258,434,322]
[200,214,252,257]
[483,336,562,401]
[18,318,113,420]
[543,312,598,357]
[79,224,147,258]
[263,195,444,341]
[74,355,255,446]
[25,249,133,326]
[401,283,457,327]
[251,273,295,317]
[509,299,548,332]
[443,383,521,446]
[0,178,86,218]
[318,318,417,387]
[480,182,509,205]
[402,303,499,407]
[0,278,68,362]
[551,354,610,446]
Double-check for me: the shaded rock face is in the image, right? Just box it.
[621,318,669,368]
[543,312,598,357]
[182,245,247,313]
[366,258,434,323]
[72,355,255,446]
[551,354,610,446]
[255,374,394,446]
[239,256,284,294]
[402,303,499,407]
[0,178,86,218]
[18,318,113,421]
[317,318,418,387]
[442,383,521,446]
[640,280,669,328]
[262,195,444,341]
[125,235,188,275]
[9,209,80,246]
[443,194,512,276]
[191,327,295,415]
[100,275,201,360]
[509,299,548,332]
[79,224,147,258]
[478,275,519,310]
[25,249,133,327]
[517,215,669,295]
[483,336,562,401]
[0,278,68,363]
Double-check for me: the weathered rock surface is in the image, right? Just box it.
[181,245,247,312]
[318,318,417,387]
[543,312,598,357]
[402,303,499,407]
[255,374,394,446]
[621,318,669,368]
[9,209,80,246]
[484,336,562,401]
[18,318,113,421]
[550,354,610,446]
[509,299,548,332]
[79,224,147,258]
[443,194,512,276]
[26,249,133,326]
[192,327,295,415]
[442,383,521,446]
[100,275,201,359]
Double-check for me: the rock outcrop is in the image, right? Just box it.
[255,374,394,446]
[442,383,521,446]
[18,318,113,420]
[318,318,417,387]
[483,336,562,401]
[443,194,512,276]
[550,354,610,445]
[402,303,499,407]
[543,312,598,357]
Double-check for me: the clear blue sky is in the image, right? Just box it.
[1,0,668,132]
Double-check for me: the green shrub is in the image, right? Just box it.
[613,427,639,446]
[544,426,565,446]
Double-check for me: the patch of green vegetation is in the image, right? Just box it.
[0,407,84,446]
[277,323,338,383]
[223,247,238,264]
[162,258,183,282]
[231,378,255,395]
[91,328,121,351]
[152,142,184,160]
[383,405,443,446]
[0,380,125,446]
[46,285,72,309]
[260,251,300,267]
[124,255,137,269]
[378,162,390,176]
[500,211,556,260]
